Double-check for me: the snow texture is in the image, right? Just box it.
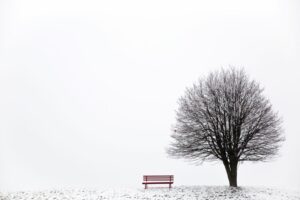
[1,186,299,200]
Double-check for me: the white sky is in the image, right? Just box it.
[0,0,299,191]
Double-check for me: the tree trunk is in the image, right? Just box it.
[224,162,238,187]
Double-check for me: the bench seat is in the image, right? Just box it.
[142,175,174,189]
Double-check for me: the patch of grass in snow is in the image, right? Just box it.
[0,186,299,200]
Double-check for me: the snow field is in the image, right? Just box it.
[1,186,299,200]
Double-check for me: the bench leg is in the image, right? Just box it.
[145,184,147,189]
[169,183,171,189]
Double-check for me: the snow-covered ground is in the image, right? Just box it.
[1,186,299,200]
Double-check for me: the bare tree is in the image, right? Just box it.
[167,68,284,187]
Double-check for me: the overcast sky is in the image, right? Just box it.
[0,0,300,192]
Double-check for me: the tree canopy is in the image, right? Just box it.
[167,68,284,187]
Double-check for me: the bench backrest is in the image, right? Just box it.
[143,175,174,182]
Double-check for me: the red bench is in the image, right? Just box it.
[142,175,174,189]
